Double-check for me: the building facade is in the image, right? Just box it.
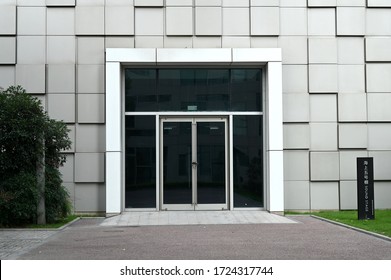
[1,0,391,214]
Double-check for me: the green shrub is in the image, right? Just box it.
[0,86,72,226]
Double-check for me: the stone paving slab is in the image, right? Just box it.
[0,230,57,260]
[101,211,297,227]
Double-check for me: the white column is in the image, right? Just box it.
[267,61,284,213]
[106,62,122,215]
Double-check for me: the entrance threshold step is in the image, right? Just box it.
[100,211,297,227]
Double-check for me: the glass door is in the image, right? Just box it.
[161,117,228,210]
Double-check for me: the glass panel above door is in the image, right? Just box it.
[125,68,262,112]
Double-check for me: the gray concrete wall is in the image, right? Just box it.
[1,0,391,212]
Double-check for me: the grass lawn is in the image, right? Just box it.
[311,210,391,238]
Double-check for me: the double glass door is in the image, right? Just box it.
[161,117,228,210]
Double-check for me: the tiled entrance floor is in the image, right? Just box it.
[101,211,297,226]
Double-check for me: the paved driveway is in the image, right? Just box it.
[3,216,389,260]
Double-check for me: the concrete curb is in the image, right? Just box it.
[311,215,391,242]
[0,217,81,232]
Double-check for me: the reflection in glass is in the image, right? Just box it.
[125,68,261,112]
[231,69,262,111]
[125,69,157,112]
[125,116,156,208]
[163,122,192,204]
[233,116,263,207]
[197,122,226,204]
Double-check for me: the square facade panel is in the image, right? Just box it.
[17,7,46,35]
[368,123,391,150]
[310,152,339,181]
[338,93,367,122]
[75,124,105,152]
[0,5,16,35]
[195,7,222,36]
[0,37,16,64]
[134,0,163,6]
[278,36,307,64]
[105,6,134,35]
[284,151,310,181]
[339,151,368,180]
[222,8,250,36]
[284,181,310,210]
[308,8,336,36]
[251,0,279,6]
[310,94,337,122]
[280,0,307,6]
[77,64,105,94]
[75,6,104,35]
[166,0,192,5]
[17,0,45,5]
[367,0,391,7]
[77,37,105,65]
[282,65,308,93]
[17,36,46,64]
[368,93,391,122]
[280,8,307,35]
[0,66,15,89]
[16,64,45,94]
[59,154,74,182]
[166,7,193,36]
[337,0,365,6]
[196,0,221,5]
[222,37,250,48]
[283,124,310,149]
[47,94,75,123]
[310,123,338,151]
[223,0,249,6]
[338,123,367,149]
[77,94,105,123]
[74,184,105,212]
[250,7,279,36]
[366,38,391,62]
[74,153,105,183]
[337,7,365,36]
[164,37,193,48]
[368,151,391,180]
[366,9,391,36]
[47,7,75,35]
[374,183,391,209]
[310,182,339,210]
[105,37,135,48]
[337,37,364,65]
[283,93,310,122]
[46,0,76,5]
[308,0,336,6]
[135,36,164,48]
[47,36,76,64]
[338,65,365,93]
[309,38,337,64]
[135,8,164,36]
[309,64,338,93]
[366,64,391,92]
[47,64,75,93]
[76,0,104,5]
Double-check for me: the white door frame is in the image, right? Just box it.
[105,48,284,215]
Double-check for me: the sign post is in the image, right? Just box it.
[356,157,375,220]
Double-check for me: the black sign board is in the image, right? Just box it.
[357,157,375,220]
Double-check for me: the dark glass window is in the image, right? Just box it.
[125,116,156,208]
[125,69,157,112]
[125,68,261,112]
[231,69,262,111]
[233,115,263,207]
